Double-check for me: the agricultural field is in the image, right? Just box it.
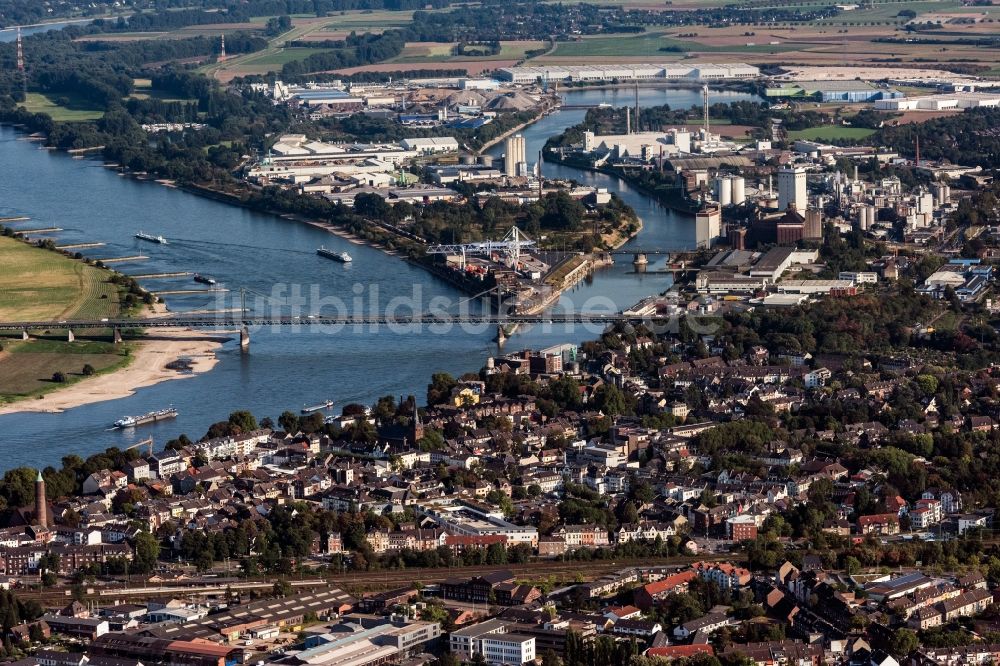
[198,11,435,81]
[314,10,418,32]
[389,40,547,64]
[0,237,131,402]
[787,126,877,140]
[0,237,120,322]
[22,93,103,122]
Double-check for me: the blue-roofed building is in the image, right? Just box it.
[448,117,490,129]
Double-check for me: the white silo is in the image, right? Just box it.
[730,176,746,205]
[714,176,732,206]
[857,205,874,231]
[933,182,950,207]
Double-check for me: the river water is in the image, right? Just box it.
[0,86,757,469]
[0,20,91,42]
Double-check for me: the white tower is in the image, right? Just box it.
[777,167,807,211]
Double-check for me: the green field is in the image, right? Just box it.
[391,40,547,63]
[236,46,334,67]
[787,126,877,140]
[810,0,963,24]
[0,236,133,403]
[128,78,198,104]
[0,236,122,322]
[22,93,104,122]
[317,10,417,31]
[550,32,686,59]
[547,31,803,59]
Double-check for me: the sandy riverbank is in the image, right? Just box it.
[0,306,230,416]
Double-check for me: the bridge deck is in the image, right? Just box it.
[0,313,678,331]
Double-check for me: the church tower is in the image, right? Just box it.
[35,471,48,528]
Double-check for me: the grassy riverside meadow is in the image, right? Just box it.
[0,236,134,403]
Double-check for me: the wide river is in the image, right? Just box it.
[0,86,757,469]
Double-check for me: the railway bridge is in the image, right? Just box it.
[0,312,681,352]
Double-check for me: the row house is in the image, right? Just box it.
[941,588,992,622]
[441,570,516,604]
[0,543,132,576]
[552,525,609,549]
[193,430,271,461]
[692,561,752,592]
[614,521,677,544]
[523,472,562,494]
[583,569,640,599]
[721,640,823,666]
[633,571,697,610]
[913,644,1000,665]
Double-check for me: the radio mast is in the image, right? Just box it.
[15,27,26,98]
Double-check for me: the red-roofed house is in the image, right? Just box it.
[647,645,715,659]
[857,513,900,536]
[634,571,697,610]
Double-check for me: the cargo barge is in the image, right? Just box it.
[317,247,352,263]
[301,400,334,414]
[113,408,178,429]
[135,231,168,244]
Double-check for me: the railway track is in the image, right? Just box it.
[19,554,733,605]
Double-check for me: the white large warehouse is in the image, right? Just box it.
[874,92,1000,111]
[496,63,759,84]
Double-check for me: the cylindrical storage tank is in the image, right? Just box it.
[933,182,950,206]
[857,205,874,231]
[478,154,494,167]
[460,154,475,165]
[731,176,746,205]
[714,176,732,206]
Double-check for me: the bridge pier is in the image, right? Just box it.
[113,328,122,344]
[240,326,250,353]
[67,329,75,343]
[496,325,507,346]
[633,253,648,273]
[21,329,29,341]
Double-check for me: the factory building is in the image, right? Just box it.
[582,129,691,160]
[496,63,759,84]
[765,80,903,102]
[874,92,1000,111]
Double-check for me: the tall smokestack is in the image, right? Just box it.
[634,82,640,133]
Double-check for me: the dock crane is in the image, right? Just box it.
[425,226,536,270]
[126,437,155,457]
